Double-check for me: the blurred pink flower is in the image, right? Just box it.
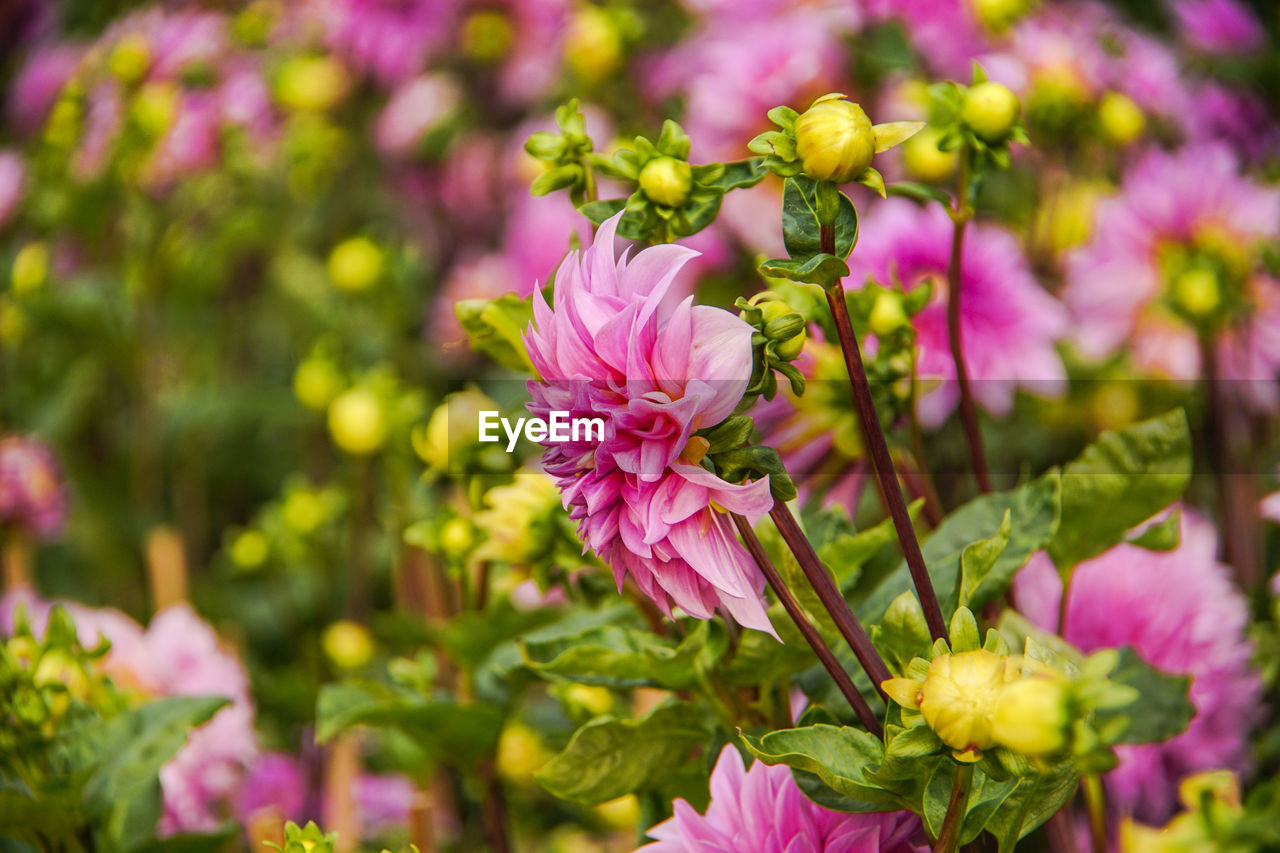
[375,74,460,157]
[863,0,989,78]
[0,436,67,540]
[218,59,278,143]
[9,45,82,135]
[142,92,221,190]
[1172,0,1264,54]
[238,752,307,824]
[1186,82,1280,162]
[524,214,776,633]
[71,82,123,181]
[349,772,415,835]
[1063,144,1280,408]
[847,199,1067,425]
[325,0,453,86]
[1013,510,1262,823]
[638,745,924,852]
[0,150,26,229]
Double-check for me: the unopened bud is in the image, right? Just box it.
[328,387,388,455]
[868,291,910,338]
[1097,92,1145,146]
[901,126,958,183]
[322,620,374,670]
[794,95,876,184]
[230,529,269,569]
[327,237,384,293]
[1171,268,1220,318]
[109,34,152,84]
[918,650,1014,760]
[294,357,343,412]
[275,56,349,113]
[440,517,475,557]
[131,81,179,138]
[11,242,49,295]
[756,299,806,360]
[962,82,1021,143]
[992,674,1069,756]
[638,156,693,207]
[461,9,514,62]
[564,5,622,82]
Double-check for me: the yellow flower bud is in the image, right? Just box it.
[962,82,1021,143]
[918,650,1015,759]
[794,95,876,183]
[0,297,27,345]
[439,517,475,557]
[322,620,374,670]
[230,529,269,569]
[294,357,344,412]
[901,126,958,183]
[969,0,1034,33]
[638,156,693,208]
[564,5,622,82]
[1097,92,1145,146]
[461,9,514,62]
[564,683,614,716]
[757,299,806,360]
[109,34,152,84]
[327,237,384,293]
[131,81,179,138]
[11,242,49,296]
[497,722,552,784]
[594,794,640,830]
[276,56,349,113]
[992,674,1069,756]
[1171,268,1221,318]
[282,488,329,534]
[868,291,910,338]
[327,387,388,455]
[416,389,497,469]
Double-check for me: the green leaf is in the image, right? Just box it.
[871,591,931,675]
[922,763,952,839]
[534,702,710,806]
[706,158,769,192]
[521,621,726,690]
[1092,646,1194,746]
[740,725,905,810]
[315,682,503,766]
[857,473,1061,623]
[1047,409,1191,573]
[1126,509,1181,552]
[131,827,238,853]
[957,509,1011,609]
[780,177,859,262]
[577,199,627,225]
[758,254,850,289]
[75,696,228,853]
[886,182,952,205]
[456,293,535,373]
[984,761,1079,852]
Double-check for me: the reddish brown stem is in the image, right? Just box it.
[1201,337,1261,586]
[946,217,993,494]
[732,513,882,735]
[769,503,894,695]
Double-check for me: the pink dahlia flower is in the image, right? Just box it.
[523,214,776,633]
[8,45,82,135]
[1013,510,1261,823]
[1063,144,1280,408]
[324,0,452,86]
[847,199,1067,425]
[0,150,24,229]
[0,594,260,834]
[638,745,924,853]
[863,0,990,79]
[375,73,460,157]
[0,436,67,540]
[238,752,308,824]
[1172,0,1265,54]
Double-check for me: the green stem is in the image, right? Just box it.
[933,762,974,853]
[947,148,992,494]
[1082,774,1109,853]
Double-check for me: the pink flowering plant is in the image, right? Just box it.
[3,2,1280,853]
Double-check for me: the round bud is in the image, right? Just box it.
[563,5,622,82]
[327,236,384,293]
[638,156,693,208]
[992,675,1069,756]
[417,389,496,469]
[594,794,641,830]
[757,299,806,360]
[497,722,552,783]
[970,0,1032,32]
[919,650,1015,757]
[282,488,328,534]
[322,620,374,670]
[109,34,152,84]
[461,9,514,62]
[1172,268,1221,318]
[868,291,910,338]
[230,529,269,569]
[275,56,349,113]
[328,387,388,455]
[901,126,959,183]
[794,96,876,184]
[1097,91,1145,147]
[131,81,179,139]
[439,517,475,557]
[11,242,49,296]
[564,683,614,716]
[961,82,1021,143]
[294,357,343,412]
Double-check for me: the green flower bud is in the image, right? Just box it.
[327,387,387,455]
[439,516,475,557]
[901,126,958,183]
[11,242,49,296]
[275,56,349,113]
[1171,268,1221,318]
[322,620,374,670]
[638,156,693,207]
[109,34,152,84]
[563,5,622,82]
[868,291,910,338]
[962,82,1021,143]
[1097,92,1145,146]
[230,529,269,570]
[992,674,1069,756]
[756,299,806,360]
[461,9,514,62]
[293,356,344,412]
[794,95,876,183]
[327,236,384,293]
[131,81,179,138]
[970,0,1034,32]
[416,389,498,470]
[282,488,329,534]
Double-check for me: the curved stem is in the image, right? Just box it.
[1200,335,1260,586]
[818,262,948,642]
[732,513,882,735]
[768,503,893,697]
[933,762,974,853]
[1082,774,1109,853]
[947,152,992,494]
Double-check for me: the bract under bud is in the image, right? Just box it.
[638,156,693,207]
[962,82,1021,143]
[794,95,876,184]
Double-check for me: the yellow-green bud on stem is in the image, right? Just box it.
[1172,268,1221,318]
[439,517,475,557]
[992,675,1069,756]
[962,82,1021,143]
[11,242,49,296]
[328,387,387,455]
[638,156,693,207]
[756,299,806,360]
[1097,92,1145,146]
[109,34,152,84]
[322,620,374,670]
[901,126,958,183]
[327,237,384,293]
[794,95,876,184]
[868,291,910,338]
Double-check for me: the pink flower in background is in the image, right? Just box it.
[238,752,307,823]
[847,199,1067,425]
[864,0,990,78]
[0,594,260,834]
[1014,510,1261,823]
[218,59,277,143]
[1172,0,1264,54]
[1185,83,1280,162]
[1063,144,1280,407]
[1263,467,1280,525]
[142,92,221,190]
[0,150,25,228]
[324,0,453,86]
[375,73,460,157]
[351,772,415,835]
[8,45,82,134]
[638,745,924,853]
[524,214,776,633]
[0,436,67,540]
